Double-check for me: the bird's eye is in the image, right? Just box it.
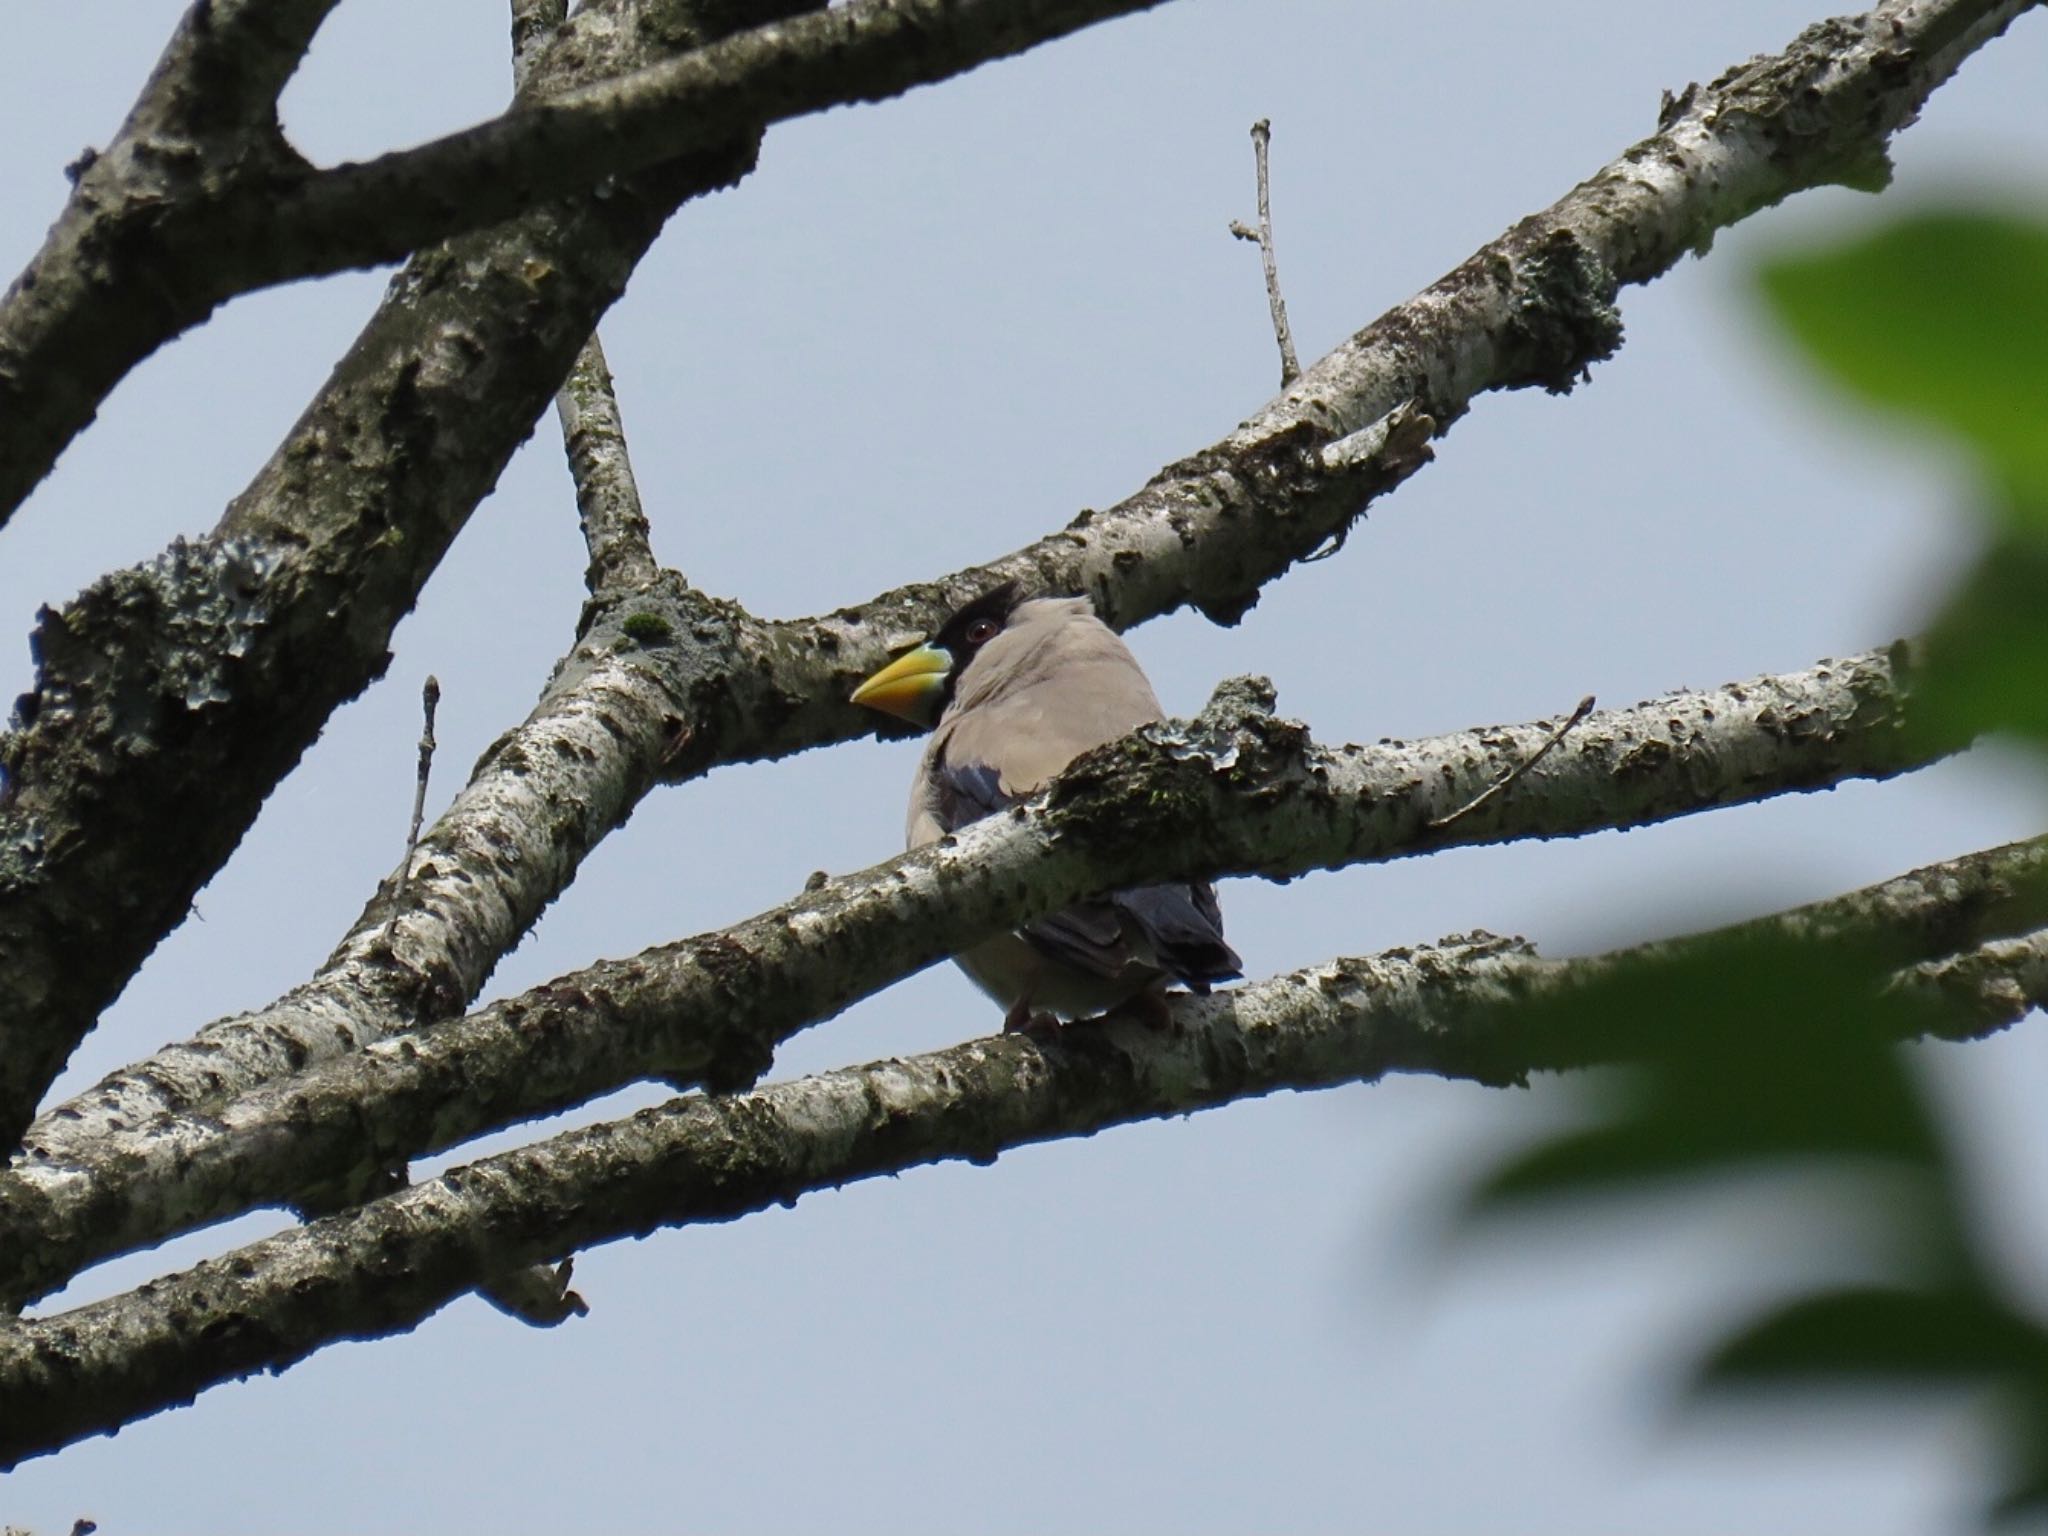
[964,618,1000,645]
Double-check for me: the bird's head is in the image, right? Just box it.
[849,581,1024,728]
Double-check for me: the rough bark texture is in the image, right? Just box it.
[267,0,1176,287]
[1901,929,2048,1031]
[557,336,660,599]
[0,0,1168,527]
[0,646,1939,1306]
[0,0,818,1145]
[0,0,343,523]
[5,839,2043,1469]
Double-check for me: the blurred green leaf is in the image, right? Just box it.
[1701,1285,2048,1524]
[1452,203,2048,1526]
[1990,1418,2048,1528]
[1698,1284,2041,1385]
[1916,535,2048,748]
[1757,211,2048,509]
[1463,932,1950,1218]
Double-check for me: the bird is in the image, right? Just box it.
[850,581,1242,1033]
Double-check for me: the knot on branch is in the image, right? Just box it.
[479,1257,589,1327]
[1500,228,1624,394]
[1043,676,1314,873]
[1197,674,1278,726]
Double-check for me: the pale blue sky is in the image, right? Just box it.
[5,2,2048,1531]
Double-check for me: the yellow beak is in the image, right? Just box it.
[850,643,953,723]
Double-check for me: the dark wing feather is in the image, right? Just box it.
[1111,881,1243,990]
[1022,883,1241,989]
[930,757,1013,832]
[935,753,1242,991]
[1020,900,1134,979]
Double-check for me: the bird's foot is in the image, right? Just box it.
[1109,989,1175,1033]
[1003,1001,1060,1036]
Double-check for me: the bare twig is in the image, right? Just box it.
[1229,118,1300,386]
[405,677,442,874]
[1430,696,1596,830]
[521,0,660,603]
[556,334,661,600]
[383,676,442,944]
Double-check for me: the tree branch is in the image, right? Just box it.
[0,646,1941,1307]
[1898,928,2048,1033]
[0,0,1169,532]
[0,0,345,527]
[557,335,661,599]
[6,834,2043,1467]
[275,0,1179,289]
[15,588,707,1175]
[720,0,2037,753]
[0,0,2023,1157]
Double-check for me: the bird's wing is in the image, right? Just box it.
[929,755,1013,830]
[1018,884,1240,990]
[929,748,1241,990]
[1107,882,1243,989]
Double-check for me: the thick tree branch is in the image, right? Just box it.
[510,0,567,92]
[16,592,705,1176]
[5,836,2042,1467]
[172,0,342,112]
[0,0,1167,532]
[275,0,1177,288]
[0,0,342,526]
[0,647,1940,1307]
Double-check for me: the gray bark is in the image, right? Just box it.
[0,0,1167,529]
[4,838,2041,1469]
[557,336,661,600]
[0,648,1938,1308]
[0,0,814,1144]
[0,0,343,522]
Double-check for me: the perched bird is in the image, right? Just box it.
[851,582,1242,1032]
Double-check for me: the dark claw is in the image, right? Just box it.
[1113,989,1175,1033]
[1003,1001,1060,1036]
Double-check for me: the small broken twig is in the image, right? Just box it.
[1430,696,1596,830]
[384,675,441,943]
[1228,118,1300,387]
